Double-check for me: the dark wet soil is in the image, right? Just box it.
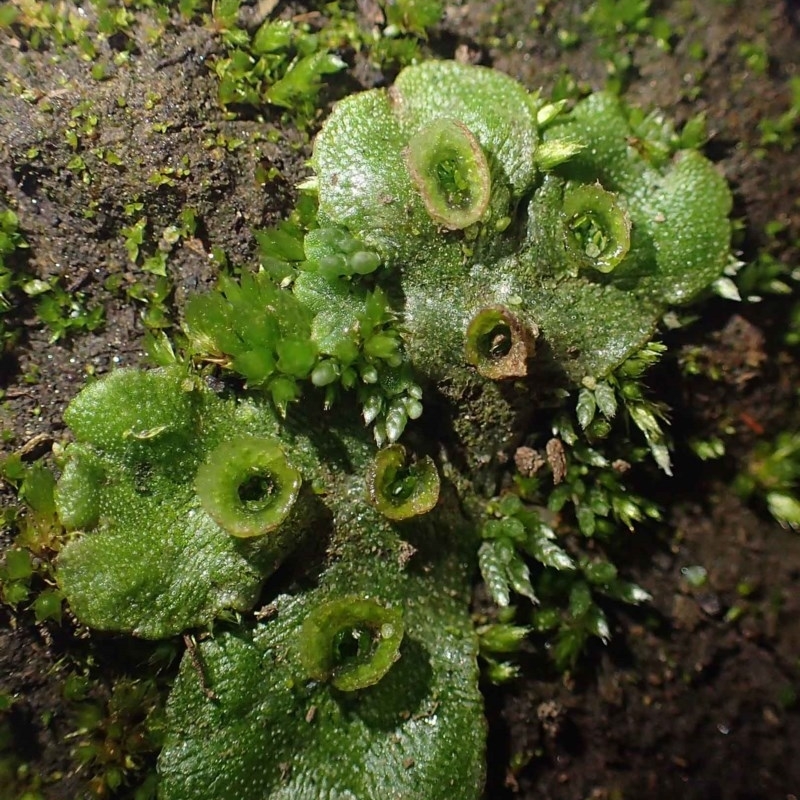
[1,1,799,799]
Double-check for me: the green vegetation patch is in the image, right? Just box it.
[41,61,734,800]
[312,61,732,386]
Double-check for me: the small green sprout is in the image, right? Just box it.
[0,209,98,348]
[758,76,800,152]
[381,0,443,37]
[184,270,316,413]
[186,227,422,442]
[479,492,575,609]
[735,430,800,530]
[66,676,164,798]
[303,227,383,280]
[0,207,29,348]
[532,555,650,671]
[477,619,530,684]
[0,460,65,623]
[210,16,345,125]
